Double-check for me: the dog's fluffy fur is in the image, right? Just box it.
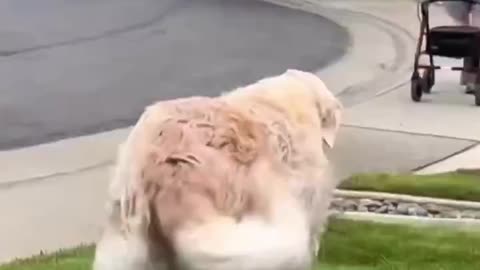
[93,69,343,270]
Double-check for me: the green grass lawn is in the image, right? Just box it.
[317,219,480,270]
[339,171,480,202]
[2,219,479,270]
[0,246,94,270]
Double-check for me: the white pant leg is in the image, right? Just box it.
[444,2,471,25]
[461,4,480,85]
[472,3,480,27]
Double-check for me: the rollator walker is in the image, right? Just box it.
[411,0,480,105]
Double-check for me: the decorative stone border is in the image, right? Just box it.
[330,190,480,220]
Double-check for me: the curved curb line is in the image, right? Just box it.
[334,189,480,210]
[331,211,480,230]
[263,0,416,108]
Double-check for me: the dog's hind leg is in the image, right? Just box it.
[93,185,165,270]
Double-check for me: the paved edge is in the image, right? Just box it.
[0,128,129,185]
[334,189,480,210]
[331,211,480,230]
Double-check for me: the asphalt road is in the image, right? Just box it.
[0,0,349,150]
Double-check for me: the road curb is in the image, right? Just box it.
[263,0,416,108]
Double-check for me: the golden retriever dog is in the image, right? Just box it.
[93,69,342,270]
[221,69,342,249]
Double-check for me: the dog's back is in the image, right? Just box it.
[94,96,313,270]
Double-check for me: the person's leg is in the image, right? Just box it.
[444,2,471,25]
[463,58,476,93]
[444,2,475,91]
[465,4,480,94]
[472,3,480,27]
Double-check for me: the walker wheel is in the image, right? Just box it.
[423,69,434,94]
[411,77,423,102]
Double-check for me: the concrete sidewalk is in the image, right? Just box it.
[1,0,479,263]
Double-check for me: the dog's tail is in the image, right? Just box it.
[171,195,313,270]
[96,182,313,270]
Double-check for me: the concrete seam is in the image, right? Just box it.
[412,142,480,172]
